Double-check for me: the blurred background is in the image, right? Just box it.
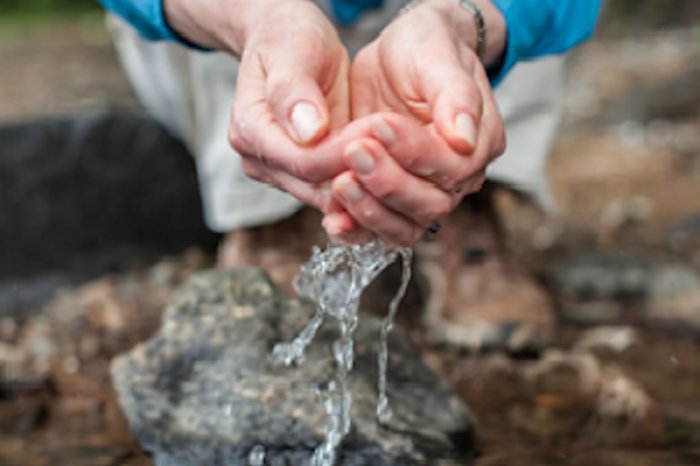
[0,1,699,465]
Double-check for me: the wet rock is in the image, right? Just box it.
[111,269,474,466]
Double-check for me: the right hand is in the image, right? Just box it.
[226,0,354,213]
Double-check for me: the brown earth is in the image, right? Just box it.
[1,10,700,466]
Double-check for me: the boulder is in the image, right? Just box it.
[111,269,474,466]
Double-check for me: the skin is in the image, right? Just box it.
[163,0,508,247]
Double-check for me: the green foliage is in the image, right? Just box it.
[0,0,99,14]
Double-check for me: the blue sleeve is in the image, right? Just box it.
[489,0,603,86]
[97,0,186,44]
[96,0,385,42]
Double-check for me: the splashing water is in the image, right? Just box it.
[272,241,412,466]
[377,248,412,424]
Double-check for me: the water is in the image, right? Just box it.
[272,241,412,466]
[248,445,266,466]
[377,248,413,423]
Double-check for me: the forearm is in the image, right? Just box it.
[415,0,602,85]
[162,0,262,54]
[98,0,278,55]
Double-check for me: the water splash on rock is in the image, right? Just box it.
[272,241,412,466]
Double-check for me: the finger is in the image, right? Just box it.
[344,138,455,228]
[322,211,376,245]
[349,45,408,120]
[240,155,334,212]
[473,64,507,160]
[230,53,349,184]
[323,188,376,244]
[230,102,352,184]
[429,63,484,155]
[344,113,484,192]
[267,65,330,145]
[331,172,425,247]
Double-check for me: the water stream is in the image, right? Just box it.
[271,241,412,466]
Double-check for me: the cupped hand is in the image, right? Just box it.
[226,0,353,214]
[325,0,507,246]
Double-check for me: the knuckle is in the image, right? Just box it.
[495,131,507,157]
[415,199,451,228]
[240,160,266,182]
[461,81,484,116]
[228,127,244,153]
[441,173,463,192]
[386,231,412,248]
[383,223,423,248]
[400,227,423,247]
[468,172,487,193]
[428,201,451,223]
[359,206,377,222]
[229,120,252,155]
[267,65,297,100]
[371,177,401,201]
[291,157,322,183]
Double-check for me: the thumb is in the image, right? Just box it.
[425,63,484,155]
[266,65,330,145]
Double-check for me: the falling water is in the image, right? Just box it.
[271,241,412,466]
[377,248,413,424]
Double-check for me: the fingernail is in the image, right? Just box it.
[346,145,375,175]
[291,102,322,143]
[338,178,364,205]
[455,113,477,149]
[322,216,346,236]
[372,118,397,146]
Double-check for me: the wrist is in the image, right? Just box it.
[420,0,506,67]
[162,0,278,55]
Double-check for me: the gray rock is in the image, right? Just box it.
[550,254,700,331]
[550,254,700,301]
[111,269,474,466]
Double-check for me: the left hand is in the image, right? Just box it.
[325,0,508,246]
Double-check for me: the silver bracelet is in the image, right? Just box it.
[401,0,486,64]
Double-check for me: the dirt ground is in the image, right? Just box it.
[1,9,700,466]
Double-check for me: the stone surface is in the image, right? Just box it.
[111,269,474,466]
[550,254,700,331]
[551,254,699,301]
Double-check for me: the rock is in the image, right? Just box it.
[111,269,474,466]
[520,350,664,447]
[559,301,623,326]
[574,326,638,353]
[550,254,700,331]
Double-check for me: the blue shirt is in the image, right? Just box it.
[97,0,602,85]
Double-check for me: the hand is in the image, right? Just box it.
[165,0,355,213]
[228,0,354,212]
[326,0,508,246]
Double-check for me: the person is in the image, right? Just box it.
[99,0,602,351]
